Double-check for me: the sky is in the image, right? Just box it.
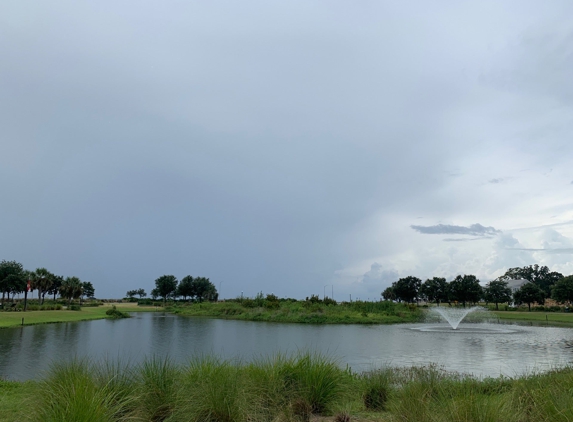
[1,1,573,300]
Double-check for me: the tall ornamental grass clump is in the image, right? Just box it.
[33,359,135,422]
[276,352,351,415]
[132,356,179,421]
[173,356,248,422]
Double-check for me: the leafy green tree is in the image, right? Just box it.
[177,275,195,301]
[551,275,573,304]
[191,277,218,302]
[420,277,448,306]
[60,276,83,307]
[126,289,137,299]
[136,288,147,298]
[81,282,95,300]
[0,260,24,306]
[31,268,53,304]
[483,279,512,310]
[449,275,482,307]
[381,286,396,301]
[152,275,178,305]
[500,264,563,298]
[391,276,421,303]
[514,282,544,311]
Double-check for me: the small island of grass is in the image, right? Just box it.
[169,295,424,324]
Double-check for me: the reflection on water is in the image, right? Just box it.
[1,313,573,380]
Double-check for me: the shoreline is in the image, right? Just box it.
[0,303,161,329]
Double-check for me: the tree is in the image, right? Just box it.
[152,275,178,305]
[513,282,544,311]
[82,282,95,300]
[136,288,147,298]
[177,275,195,301]
[30,268,53,305]
[551,275,573,304]
[0,260,24,306]
[381,286,396,301]
[126,290,137,299]
[60,276,83,307]
[500,264,563,298]
[449,275,482,307]
[191,277,218,302]
[483,279,512,310]
[47,275,64,301]
[420,277,448,306]
[391,276,421,303]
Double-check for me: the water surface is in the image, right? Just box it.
[1,312,572,380]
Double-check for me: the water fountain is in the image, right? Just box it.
[431,306,483,330]
[412,306,517,334]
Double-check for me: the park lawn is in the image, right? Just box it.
[493,310,573,327]
[0,303,160,329]
[0,380,32,422]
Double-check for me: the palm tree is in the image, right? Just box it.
[60,276,83,307]
[31,268,53,305]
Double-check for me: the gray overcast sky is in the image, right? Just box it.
[1,1,573,299]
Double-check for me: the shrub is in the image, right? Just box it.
[69,305,81,311]
[361,369,391,410]
[105,306,130,319]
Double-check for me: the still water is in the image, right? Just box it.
[1,312,573,380]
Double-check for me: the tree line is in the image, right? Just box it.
[129,275,218,305]
[382,264,573,310]
[0,260,94,308]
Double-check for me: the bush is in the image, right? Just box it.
[105,306,130,319]
[69,305,81,311]
[361,369,391,410]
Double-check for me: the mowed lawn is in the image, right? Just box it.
[493,310,573,326]
[0,303,160,329]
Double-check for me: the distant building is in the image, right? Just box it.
[505,278,529,293]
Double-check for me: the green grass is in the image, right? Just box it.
[170,300,423,325]
[0,304,161,329]
[3,355,573,422]
[0,379,32,422]
[492,311,573,327]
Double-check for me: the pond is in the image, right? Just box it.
[1,312,573,380]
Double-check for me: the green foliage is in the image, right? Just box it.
[484,279,512,310]
[552,275,573,304]
[60,276,84,305]
[514,282,545,311]
[360,369,391,410]
[152,275,178,305]
[69,304,82,311]
[6,356,573,422]
[173,298,423,324]
[420,277,448,306]
[449,274,482,306]
[82,281,95,299]
[33,359,134,422]
[105,305,130,319]
[391,276,422,303]
[501,264,564,298]
[134,356,179,421]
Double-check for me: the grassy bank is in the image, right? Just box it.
[170,300,423,324]
[1,353,572,421]
[0,303,161,329]
[492,310,573,327]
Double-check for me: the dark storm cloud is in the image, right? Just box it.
[411,224,501,236]
[2,1,573,298]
